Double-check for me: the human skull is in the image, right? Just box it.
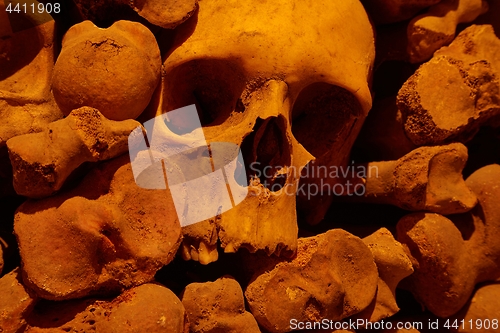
[157,0,375,263]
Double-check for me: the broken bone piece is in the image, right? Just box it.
[71,0,197,29]
[0,268,37,333]
[14,155,182,300]
[127,0,198,29]
[356,143,477,215]
[7,107,140,198]
[396,163,500,317]
[245,229,378,333]
[399,25,500,146]
[407,0,489,63]
[97,283,189,333]
[0,2,64,148]
[52,20,161,121]
[355,228,414,323]
[181,276,260,333]
[24,283,189,333]
[397,212,475,317]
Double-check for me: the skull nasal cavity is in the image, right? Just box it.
[241,116,291,192]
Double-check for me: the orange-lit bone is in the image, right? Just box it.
[7,107,140,198]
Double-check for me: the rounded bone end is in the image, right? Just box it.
[23,283,189,333]
[52,20,162,121]
[396,212,474,318]
[449,282,500,329]
[245,229,379,333]
[98,284,189,333]
[130,0,198,29]
[181,276,261,333]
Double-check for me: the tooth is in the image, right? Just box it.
[197,241,218,265]
[181,243,192,261]
[190,245,199,262]
[224,242,236,253]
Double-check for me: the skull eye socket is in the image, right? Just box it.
[291,83,363,159]
[162,59,246,128]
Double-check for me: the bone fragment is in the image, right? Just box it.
[0,3,63,148]
[448,282,500,332]
[0,268,37,333]
[181,276,260,333]
[24,284,189,333]
[396,164,500,317]
[7,107,140,198]
[407,0,488,63]
[400,25,500,145]
[245,229,378,333]
[14,155,182,300]
[355,228,414,323]
[358,143,477,215]
[71,0,197,29]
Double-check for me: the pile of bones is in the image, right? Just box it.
[1,0,500,332]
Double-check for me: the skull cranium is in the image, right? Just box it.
[156,0,375,263]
